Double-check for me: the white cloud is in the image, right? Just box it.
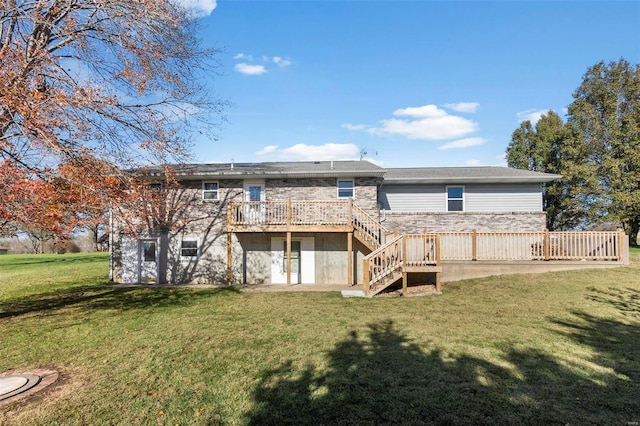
[256,143,361,161]
[177,0,217,16]
[273,56,292,68]
[444,102,479,113]
[516,109,551,124]
[235,63,267,75]
[234,53,252,61]
[374,116,478,141]
[256,145,279,156]
[437,137,486,150]
[465,159,483,166]
[341,123,369,131]
[393,105,448,118]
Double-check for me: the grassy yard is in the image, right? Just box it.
[1,251,639,425]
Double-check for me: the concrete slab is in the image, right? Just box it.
[341,290,365,298]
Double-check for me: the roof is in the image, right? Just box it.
[383,166,561,184]
[147,160,385,180]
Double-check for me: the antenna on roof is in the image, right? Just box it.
[231,158,234,170]
[330,160,334,170]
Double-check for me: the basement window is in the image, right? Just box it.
[181,240,198,258]
[446,186,464,212]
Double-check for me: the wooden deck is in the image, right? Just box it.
[225,200,628,296]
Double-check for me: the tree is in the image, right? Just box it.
[568,59,640,245]
[506,111,589,230]
[1,0,224,240]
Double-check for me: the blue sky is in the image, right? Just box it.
[183,1,640,168]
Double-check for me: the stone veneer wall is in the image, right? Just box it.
[265,177,379,215]
[381,211,548,234]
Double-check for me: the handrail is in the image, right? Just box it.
[363,234,439,296]
[351,202,389,249]
[363,234,403,296]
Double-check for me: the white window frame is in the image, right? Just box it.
[202,181,219,201]
[180,239,199,259]
[446,185,465,212]
[337,179,355,199]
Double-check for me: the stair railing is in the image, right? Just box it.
[351,201,389,249]
[363,234,404,296]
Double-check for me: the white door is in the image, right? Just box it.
[243,181,265,223]
[139,239,158,283]
[271,237,315,284]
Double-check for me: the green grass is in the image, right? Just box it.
[1,252,639,425]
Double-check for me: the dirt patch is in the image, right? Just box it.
[378,283,442,297]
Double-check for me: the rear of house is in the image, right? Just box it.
[110,161,592,287]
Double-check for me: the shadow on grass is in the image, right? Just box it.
[0,284,239,319]
[247,314,640,424]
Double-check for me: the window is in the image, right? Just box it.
[202,181,219,201]
[181,240,198,257]
[447,186,464,212]
[148,183,163,192]
[143,241,156,261]
[337,179,354,198]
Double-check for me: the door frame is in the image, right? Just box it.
[270,236,315,284]
[138,238,159,284]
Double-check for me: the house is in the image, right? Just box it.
[110,160,565,292]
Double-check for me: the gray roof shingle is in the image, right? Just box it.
[383,166,560,183]
[148,160,385,179]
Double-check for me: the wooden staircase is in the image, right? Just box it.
[350,204,442,297]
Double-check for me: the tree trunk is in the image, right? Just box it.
[629,221,639,247]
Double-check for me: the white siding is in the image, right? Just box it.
[379,184,446,212]
[465,183,542,212]
[380,183,543,212]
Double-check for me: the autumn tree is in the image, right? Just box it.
[506,111,590,230]
[1,0,224,239]
[568,59,640,245]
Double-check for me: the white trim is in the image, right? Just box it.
[202,181,219,201]
[446,185,465,212]
[270,237,315,284]
[138,238,159,284]
[337,178,355,199]
[180,238,200,260]
[243,180,266,202]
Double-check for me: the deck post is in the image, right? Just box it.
[363,258,370,296]
[472,229,478,261]
[347,231,353,286]
[402,236,407,294]
[286,231,292,285]
[226,231,232,285]
[348,198,353,225]
[226,203,233,285]
[544,230,550,260]
[286,198,292,226]
[617,228,625,262]
[435,234,442,292]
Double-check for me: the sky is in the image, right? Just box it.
[183,1,640,168]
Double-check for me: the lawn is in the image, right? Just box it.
[1,251,639,425]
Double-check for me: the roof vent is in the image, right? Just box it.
[330,160,334,170]
[230,158,234,170]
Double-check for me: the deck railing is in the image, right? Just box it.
[229,200,352,226]
[438,230,624,261]
[363,234,439,295]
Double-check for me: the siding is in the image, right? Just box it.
[380,183,542,212]
[465,183,541,212]
[379,184,445,212]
